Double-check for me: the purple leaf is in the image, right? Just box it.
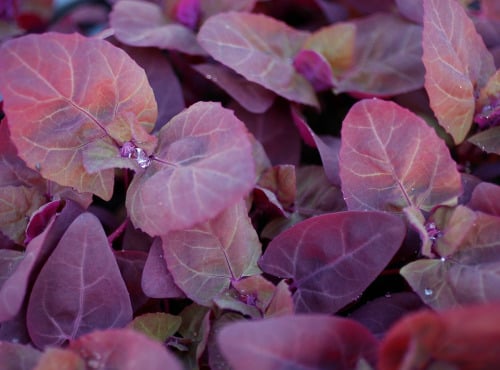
[233,101,301,166]
[260,211,406,313]
[69,328,183,370]
[110,0,206,55]
[217,314,378,369]
[468,126,500,155]
[27,213,132,348]
[339,99,462,212]
[124,47,185,132]
[293,49,334,91]
[197,12,319,107]
[423,0,496,143]
[468,182,500,215]
[193,63,275,114]
[141,238,185,299]
[126,101,256,236]
[162,200,262,306]
[114,250,149,313]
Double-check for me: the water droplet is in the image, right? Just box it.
[87,359,100,369]
[35,163,41,171]
[130,147,151,169]
[440,257,446,262]
[424,288,433,296]
[384,292,392,298]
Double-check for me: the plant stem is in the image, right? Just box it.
[107,218,129,248]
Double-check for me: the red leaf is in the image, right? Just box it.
[162,200,261,306]
[260,211,406,313]
[339,99,462,212]
[423,0,496,143]
[126,101,255,236]
[110,0,206,55]
[217,314,378,369]
[69,329,182,370]
[27,213,132,348]
[379,303,500,370]
[0,32,158,200]
[197,12,319,107]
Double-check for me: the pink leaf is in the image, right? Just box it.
[197,12,319,107]
[162,200,261,306]
[260,211,406,313]
[69,329,182,370]
[217,314,378,369]
[27,213,132,348]
[0,32,158,200]
[126,101,256,236]
[423,0,496,143]
[0,342,41,370]
[110,0,206,55]
[339,99,462,212]
[468,181,500,215]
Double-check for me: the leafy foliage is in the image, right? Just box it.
[1,0,500,368]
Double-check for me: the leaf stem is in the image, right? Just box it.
[108,218,129,248]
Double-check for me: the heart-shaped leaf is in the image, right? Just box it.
[260,211,406,313]
[27,213,133,347]
[0,32,158,200]
[126,101,255,236]
[339,99,462,212]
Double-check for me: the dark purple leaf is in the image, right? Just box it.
[124,47,185,132]
[69,329,183,370]
[423,0,496,143]
[349,292,424,339]
[218,314,378,369]
[126,101,256,236]
[233,101,301,166]
[114,250,149,313]
[193,63,275,114]
[142,238,185,299]
[339,99,462,212]
[260,211,406,313]
[197,12,319,107]
[0,341,41,370]
[293,49,334,91]
[27,213,132,348]
[162,200,261,306]
[0,32,158,200]
[110,0,205,55]
[24,200,64,244]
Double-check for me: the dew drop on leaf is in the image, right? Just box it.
[424,288,433,296]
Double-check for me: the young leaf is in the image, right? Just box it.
[33,348,85,370]
[468,126,500,155]
[197,12,319,107]
[27,213,132,348]
[339,99,462,212]
[0,32,158,200]
[260,211,406,313]
[401,221,500,310]
[423,0,496,143]
[379,303,500,370]
[162,200,261,306]
[110,0,205,56]
[128,312,182,342]
[69,329,183,370]
[217,314,378,369]
[126,101,256,236]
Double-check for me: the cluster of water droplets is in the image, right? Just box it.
[120,141,151,169]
